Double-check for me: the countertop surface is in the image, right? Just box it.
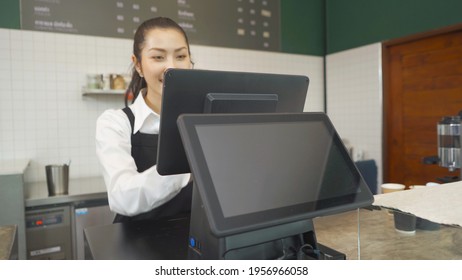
[0,159,30,175]
[84,208,462,260]
[25,176,107,208]
[314,209,462,260]
[85,214,190,260]
[0,225,17,260]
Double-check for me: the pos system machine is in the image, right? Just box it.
[177,112,374,260]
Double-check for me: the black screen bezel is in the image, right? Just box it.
[177,112,374,237]
[157,69,309,175]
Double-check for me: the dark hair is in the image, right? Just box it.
[125,17,192,106]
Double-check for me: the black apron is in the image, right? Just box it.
[113,107,192,223]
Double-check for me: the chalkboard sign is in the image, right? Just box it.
[20,0,281,52]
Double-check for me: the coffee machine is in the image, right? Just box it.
[437,114,461,172]
[424,112,462,182]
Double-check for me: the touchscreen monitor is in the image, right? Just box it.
[177,112,374,237]
[157,69,309,175]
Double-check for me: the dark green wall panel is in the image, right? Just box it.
[326,0,462,54]
[0,0,20,29]
[281,0,325,56]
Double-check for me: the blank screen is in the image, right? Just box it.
[195,121,359,218]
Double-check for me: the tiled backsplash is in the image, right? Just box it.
[0,28,324,183]
[326,43,383,185]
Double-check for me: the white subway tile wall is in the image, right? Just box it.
[326,43,383,185]
[0,28,323,183]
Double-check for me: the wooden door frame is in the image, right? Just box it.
[381,23,462,182]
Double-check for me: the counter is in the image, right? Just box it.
[24,176,112,260]
[314,209,462,259]
[25,176,107,208]
[84,214,190,260]
[0,225,18,260]
[0,159,30,175]
[84,209,462,260]
[0,159,29,259]
[1,159,109,260]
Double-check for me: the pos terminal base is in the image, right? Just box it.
[187,190,345,260]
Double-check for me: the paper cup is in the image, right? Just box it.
[380,183,405,194]
[393,211,416,234]
[416,217,440,231]
[409,185,426,190]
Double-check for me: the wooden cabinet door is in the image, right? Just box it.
[383,27,462,186]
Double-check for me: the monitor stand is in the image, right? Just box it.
[187,184,339,260]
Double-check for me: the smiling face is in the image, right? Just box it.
[133,28,192,113]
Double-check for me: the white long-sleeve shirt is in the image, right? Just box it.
[95,90,190,216]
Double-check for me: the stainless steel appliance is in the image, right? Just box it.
[424,113,462,182]
[25,206,72,259]
[73,199,114,260]
[438,115,461,172]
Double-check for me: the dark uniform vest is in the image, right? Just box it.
[113,107,192,223]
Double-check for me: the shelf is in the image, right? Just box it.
[82,88,125,96]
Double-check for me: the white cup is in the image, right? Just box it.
[380,183,405,194]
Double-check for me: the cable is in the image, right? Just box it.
[357,208,361,260]
[298,243,323,260]
[276,239,288,260]
[275,238,298,260]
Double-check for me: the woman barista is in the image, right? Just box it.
[96,17,193,223]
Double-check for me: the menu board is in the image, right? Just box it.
[20,0,281,51]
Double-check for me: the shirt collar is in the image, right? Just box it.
[130,88,158,134]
